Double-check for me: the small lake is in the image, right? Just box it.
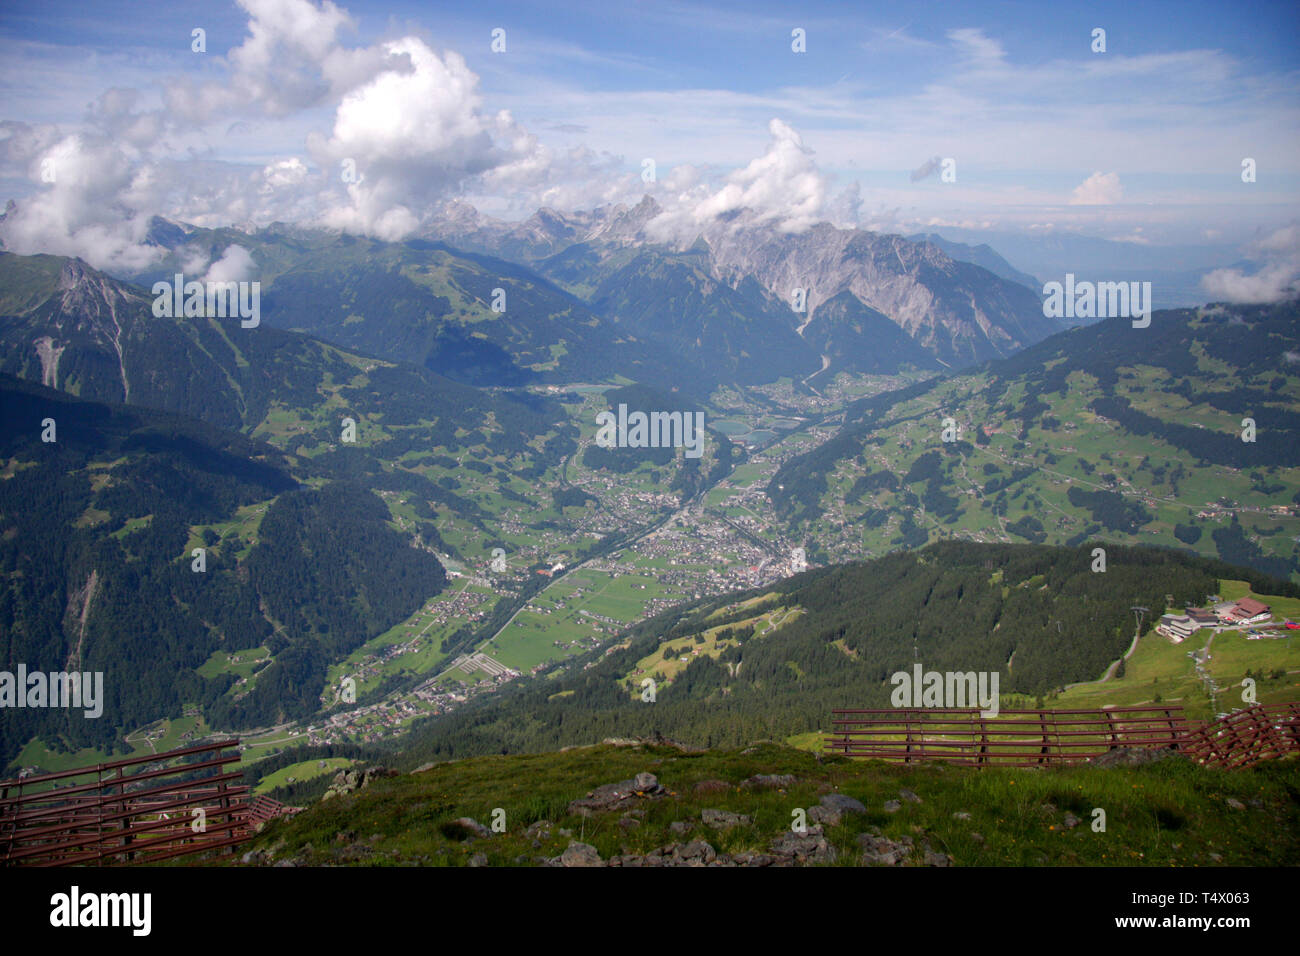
[712,420,749,436]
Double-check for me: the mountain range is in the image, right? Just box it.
[1,215,1295,776]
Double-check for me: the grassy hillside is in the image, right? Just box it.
[389,541,1300,768]
[240,740,1300,867]
[768,303,1300,581]
[124,227,697,392]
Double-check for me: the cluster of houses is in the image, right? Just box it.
[1156,597,1272,643]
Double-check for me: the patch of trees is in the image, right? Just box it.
[553,487,596,511]
[1066,486,1152,534]
[1006,515,1047,543]
[846,469,899,504]
[394,542,1299,765]
[983,467,1034,496]
[1211,518,1295,579]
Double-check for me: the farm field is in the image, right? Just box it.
[255,757,357,795]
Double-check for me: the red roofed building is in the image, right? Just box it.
[1221,597,1271,625]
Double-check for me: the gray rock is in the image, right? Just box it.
[952,811,972,821]
[1226,797,1246,811]
[669,820,695,835]
[559,842,603,867]
[453,817,491,838]
[467,853,488,867]
[820,793,867,814]
[858,829,913,866]
[674,840,717,864]
[322,764,394,800]
[922,840,953,866]
[1063,812,1080,829]
[808,805,841,827]
[899,789,923,804]
[742,773,796,791]
[568,773,666,815]
[701,808,751,830]
[883,800,901,813]
[770,826,837,864]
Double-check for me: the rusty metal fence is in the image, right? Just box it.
[1180,702,1300,768]
[0,739,253,866]
[827,702,1300,768]
[826,705,1193,766]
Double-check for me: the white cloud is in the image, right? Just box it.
[0,2,597,255]
[946,28,1006,67]
[308,37,530,238]
[1069,171,1123,205]
[2,2,1296,259]
[204,244,258,283]
[165,0,406,123]
[645,119,830,242]
[0,133,161,272]
[179,246,210,275]
[1201,224,1300,303]
[262,158,309,190]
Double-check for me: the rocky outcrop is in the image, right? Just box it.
[567,771,667,816]
[320,765,396,802]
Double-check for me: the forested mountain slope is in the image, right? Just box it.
[397,542,1299,763]
[766,302,1300,579]
[0,374,447,763]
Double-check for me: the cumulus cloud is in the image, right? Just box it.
[179,246,210,275]
[645,119,831,243]
[1069,171,1123,205]
[204,244,258,283]
[164,0,407,123]
[1201,224,1300,303]
[0,133,161,272]
[0,3,856,262]
[262,158,309,190]
[0,0,598,260]
[307,37,528,239]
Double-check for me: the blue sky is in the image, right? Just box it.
[1,0,1297,274]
